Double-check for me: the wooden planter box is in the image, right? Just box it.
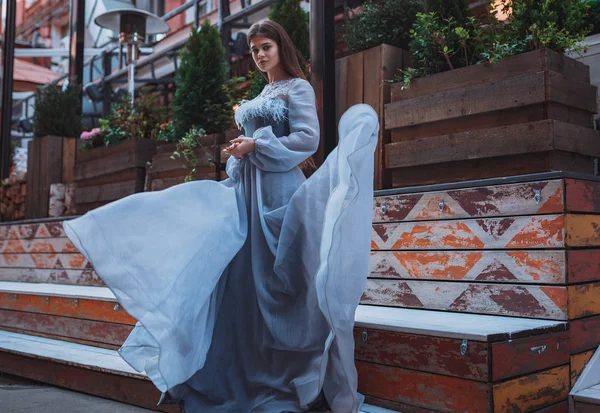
[385,48,600,187]
[336,44,410,189]
[25,136,77,219]
[147,132,227,191]
[74,139,156,214]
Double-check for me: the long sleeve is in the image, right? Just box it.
[247,79,320,172]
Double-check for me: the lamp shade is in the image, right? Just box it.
[95,8,170,36]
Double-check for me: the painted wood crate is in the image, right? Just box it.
[384,49,600,187]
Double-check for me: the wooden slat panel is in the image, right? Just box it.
[363,45,384,189]
[547,71,598,113]
[370,251,566,284]
[0,251,87,269]
[492,365,569,413]
[0,237,78,254]
[0,325,120,350]
[566,179,600,213]
[545,48,590,84]
[0,351,178,412]
[346,51,364,110]
[372,215,565,250]
[362,280,568,320]
[62,137,77,184]
[568,283,600,319]
[566,215,600,247]
[571,350,595,387]
[356,360,491,413]
[76,139,138,163]
[491,331,570,381]
[0,293,134,324]
[363,396,439,413]
[386,72,546,129]
[567,251,600,284]
[335,55,348,124]
[75,180,137,204]
[151,149,215,173]
[40,136,64,218]
[0,221,66,239]
[75,151,140,181]
[0,268,103,286]
[373,179,564,223]
[75,168,141,188]
[570,315,600,354]
[353,327,489,381]
[0,309,132,345]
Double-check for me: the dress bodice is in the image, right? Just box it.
[234,79,297,137]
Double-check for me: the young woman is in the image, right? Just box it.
[63,19,379,413]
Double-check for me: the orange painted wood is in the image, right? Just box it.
[492,365,570,413]
[568,283,600,319]
[373,180,564,223]
[362,279,568,320]
[571,350,595,387]
[0,252,89,269]
[0,268,103,286]
[0,237,78,254]
[0,309,133,345]
[565,215,600,247]
[491,331,570,381]
[372,215,565,250]
[353,327,489,381]
[370,250,566,284]
[0,325,121,350]
[534,401,568,413]
[0,293,135,324]
[0,351,178,412]
[356,360,491,413]
[0,222,66,239]
[364,396,439,413]
[567,250,600,284]
[570,315,600,354]
[565,179,600,213]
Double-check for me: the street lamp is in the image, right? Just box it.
[94,6,170,104]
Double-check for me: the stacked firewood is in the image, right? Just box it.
[0,171,26,221]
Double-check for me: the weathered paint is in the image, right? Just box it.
[353,327,489,381]
[0,309,133,345]
[370,250,566,284]
[565,178,600,213]
[492,365,569,413]
[0,252,89,270]
[570,350,595,387]
[565,215,600,247]
[567,283,600,320]
[356,360,491,413]
[0,237,77,254]
[0,222,66,240]
[0,293,135,324]
[0,267,103,286]
[362,280,568,320]
[491,331,570,381]
[372,215,565,250]
[567,250,600,284]
[570,315,600,354]
[373,180,564,223]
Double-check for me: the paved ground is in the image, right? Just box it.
[0,374,156,413]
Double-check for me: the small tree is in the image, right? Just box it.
[33,83,82,138]
[172,21,232,137]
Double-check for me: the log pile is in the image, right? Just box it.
[0,171,26,221]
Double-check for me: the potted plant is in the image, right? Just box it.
[338,0,424,189]
[26,83,82,219]
[148,21,234,190]
[384,0,600,187]
[74,87,166,213]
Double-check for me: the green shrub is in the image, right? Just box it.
[33,83,82,138]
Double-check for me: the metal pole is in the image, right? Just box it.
[69,0,86,87]
[1,0,17,178]
[310,0,336,164]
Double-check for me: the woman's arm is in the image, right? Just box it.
[244,79,320,172]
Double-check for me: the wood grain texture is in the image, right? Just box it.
[372,215,565,250]
[356,360,491,413]
[362,280,568,320]
[491,331,570,381]
[75,180,138,204]
[0,221,66,239]
[0,293,135,324]
[566,215,600,247]
[0,351,178,412]
[567,250,600,284]
[566,179,600,213]
[353,327,489,381]
[370,250,566,284]
[568,283,600,319]
[0,237,78,254]
[571,350,595,387]
[0,309,133,345]
[570,315,600,354]
[373,179,564,223]
[0,268,103,286]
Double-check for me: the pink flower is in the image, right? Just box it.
[80,131,93,140]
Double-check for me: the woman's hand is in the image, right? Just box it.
[223,137,256,159]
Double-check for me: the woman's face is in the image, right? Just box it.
[249,35,280,73]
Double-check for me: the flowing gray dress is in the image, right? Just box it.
[63,78,379,413]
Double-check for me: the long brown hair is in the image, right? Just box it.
[247,19,307,81]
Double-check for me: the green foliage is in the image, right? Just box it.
[270,0,310,60]
[33,83,82,138]
[344,0,425,54]
[156,121,177,144]
[588,1,600,35]
[499,0,593,53]
[426,0,471,22]
[247,70,268,100]
[172,21,232,137]
[170,126,214,182]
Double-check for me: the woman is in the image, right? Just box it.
[63,19,379,413]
